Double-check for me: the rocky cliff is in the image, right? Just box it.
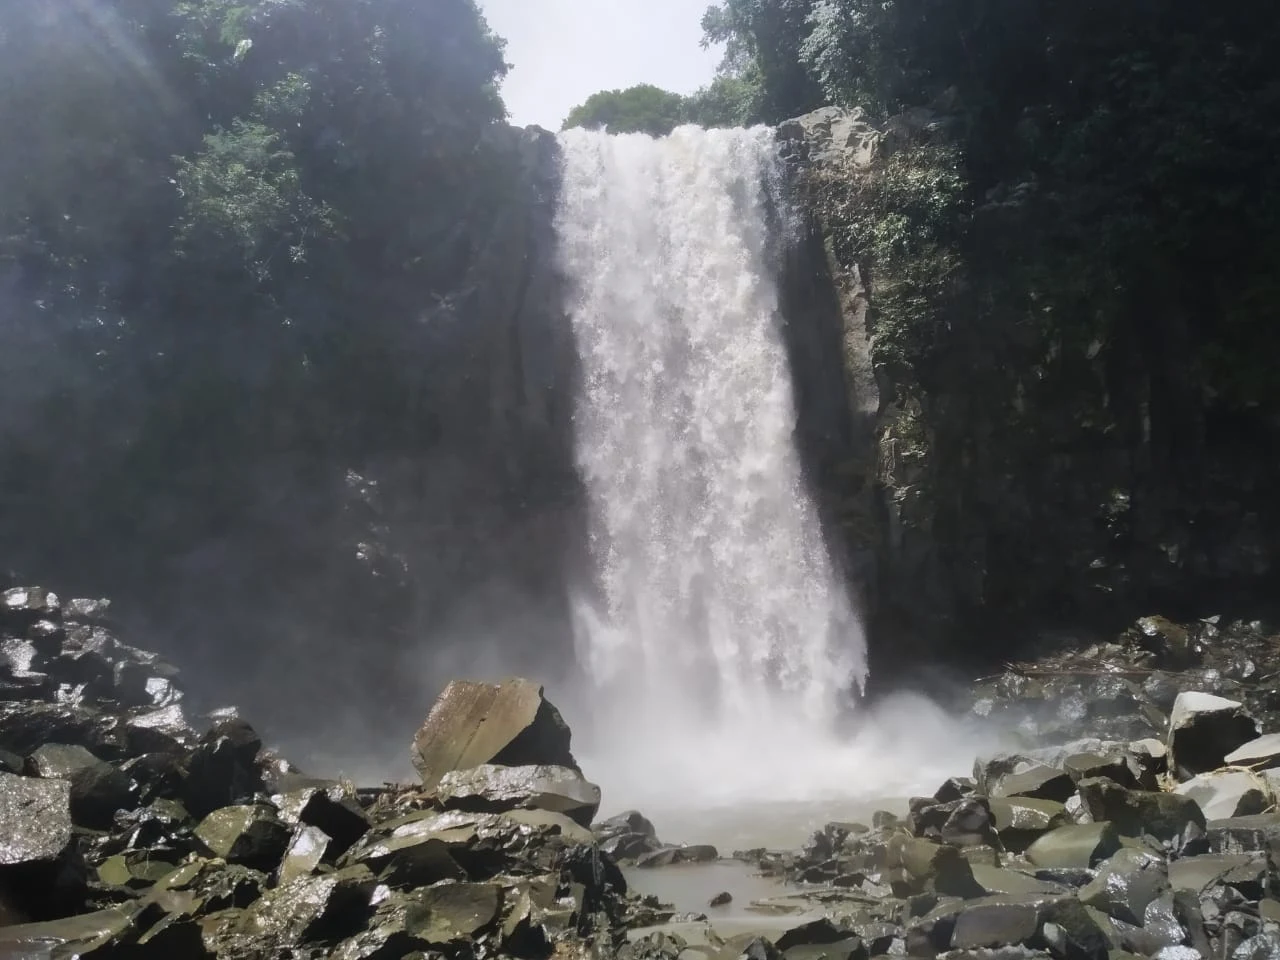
[776,106,1280,673]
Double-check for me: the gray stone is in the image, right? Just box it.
[410,678,577,789]
[1025,822,1121,869]
[989,797,1069,851]
[1225,733,1280,769]
[637,844,719,868]
[27,742,137,829]
[0,904,142,957]
[1169,852,1264,894]
[1231,933,1280,959]
[1077,847,1169,925]
[989,764,1076,803]
[778,107,882,166]
[1173,770,1270,820]
[435,763,600,827]
[1167,692,1259,778]
[194,804,290,871]
[277,824,330,886]
[1,586,60,627]
[0,772,72,865]
[1076,777,1205,843]
[969,864,1064,896]
[271,785,369,857]
[1205,813,1280,854]
[889,836,984,897]
[949,899,1040,949]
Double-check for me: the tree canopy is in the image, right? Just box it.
[562,85,687,136]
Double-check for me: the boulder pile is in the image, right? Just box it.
[0,584,638,957]
[4,583,1280,959]
[706,615,1280,959]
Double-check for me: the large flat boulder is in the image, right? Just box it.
[411,679,577,789]
[435,763,600,827]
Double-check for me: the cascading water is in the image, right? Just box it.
[555,126,881,811]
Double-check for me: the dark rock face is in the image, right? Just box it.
[783,106,1279,656]
[411,678,578,789]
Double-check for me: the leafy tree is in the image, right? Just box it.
[563,85,688,136]
[681,75,765,128]
[700,0,823,122]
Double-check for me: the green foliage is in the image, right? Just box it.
[175,120,335,279]
[700,0,823,122]
[681,76,765,128]
[819,145,968,372]
[563,85,688,136]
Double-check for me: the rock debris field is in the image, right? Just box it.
[3,587,1280,959]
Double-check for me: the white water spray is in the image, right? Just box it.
[554,126,883,800]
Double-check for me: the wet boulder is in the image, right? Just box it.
[411,678,577,789]
[213,864,379,955]
[0,701,127,759]
[594,809,661,861]
[1166,692,1259,778]
[0,773,73,866]
[27,742,137,829]
[272,784,369,857]
[0,772,84,920]
[1169,852,1270,898]
[1224,733,1280,770]
[1173,771,1271,820]
[1,586,60,629]
[435,763,601,827]
[277,824,331,886]
[194,804,290,871]
[635,844,718,868]
[948,897,1042,950]
[1025,822,1121,869]
[989,798,1069,852]
[1076,777,1205,845]
[183,717,265,816]
[1077,847,1169,925]
[887,836,984,897]
[1203,813,1280,854]
[0,904,145,957]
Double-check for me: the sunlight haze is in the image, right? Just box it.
[481,0,721,129]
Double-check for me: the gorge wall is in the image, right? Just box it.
[6,104,1278,757]
[776,106,1280,672]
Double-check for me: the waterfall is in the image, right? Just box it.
[555,125,867,771]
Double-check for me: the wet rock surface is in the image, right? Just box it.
[410,677,578,789]
[3,591,1280,960]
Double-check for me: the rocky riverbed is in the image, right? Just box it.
[3,585,1280,958]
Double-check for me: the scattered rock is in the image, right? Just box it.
[709,891,732,907]
[637,844,719,868]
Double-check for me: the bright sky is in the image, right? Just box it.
[480,0,722,130]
